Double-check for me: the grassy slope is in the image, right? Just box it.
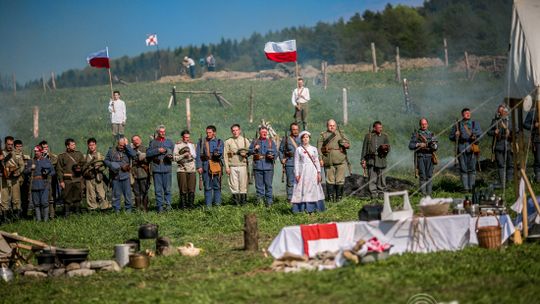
[2,69,538,303]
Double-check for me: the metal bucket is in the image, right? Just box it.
[114,244,131,267]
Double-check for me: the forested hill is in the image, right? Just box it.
[19,0,511,89]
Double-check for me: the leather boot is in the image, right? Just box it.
[461,174,469,192]
[34,207,42,221]
[241,193,247,205]
[134,197,141,211]
[64,204,71,218]
[142,196,149,212]
[49,201,55,220]
[13,209,21,222]
[233,194,240,205]
[326,184,335,202]
[180,193,188,209]
[187,192,195,209]
[336,185,344,201]
[468,173,476,191]
[42,205,49,222]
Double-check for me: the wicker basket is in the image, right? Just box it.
[420,203,450,217]
[476,215,501,249]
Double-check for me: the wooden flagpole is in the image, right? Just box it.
[295,61,299,79]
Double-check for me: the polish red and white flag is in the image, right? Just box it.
[86,47,110,69]
[146,34,158,46]
[300,223,339,257]
[264,40,297,62]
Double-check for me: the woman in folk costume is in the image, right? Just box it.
[291,131,326,213]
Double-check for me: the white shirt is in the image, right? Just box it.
[291,87,310,106]
[108,99,126,124]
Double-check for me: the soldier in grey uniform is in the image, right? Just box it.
[524,107,540,182]
[82,138,110,211]
[362,121,390,199]
[409,118,438,196]
[279,122,300,202]
[317,119,350,201]
[104,137,137,212]
[131,135,151,211]
[449,108,483,191]
[488,105,513,187]
[57,138,85,217]
[40,141,59,219]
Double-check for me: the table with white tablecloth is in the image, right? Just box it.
[268,214,515,259]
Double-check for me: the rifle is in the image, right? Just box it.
[413,129,418,178]
[198,135,203,191]
[491,116,498,162]
[454,119,459,167]
[250,130,258,185]
[281,130,288,183]
[336,124,352,175]
[244,137,252,185]
[362,127,370,178]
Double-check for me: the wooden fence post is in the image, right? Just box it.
[33,106,39,139]
[444,38,449,67]
[244,213,258,251]
[342,88,348,125]
[51,72,56,90]
[464,51,470,80]
[395,46,401,82]
[249,86,254,123]
[12,73,16,96]
[186,97,191,131]
[371,42,378,72]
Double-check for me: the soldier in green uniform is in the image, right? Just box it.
[82,138,110,211]
[1,137,25,222]
[40,141,59,219]
[57,138,85,217]
[362,121,391,199]
[317,119,350,202]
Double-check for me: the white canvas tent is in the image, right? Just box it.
[507,0,540,100]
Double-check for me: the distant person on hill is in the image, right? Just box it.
[108,90,126,141]
[183,56,196,78]
[206,54,216,72]
[291,77,310,130]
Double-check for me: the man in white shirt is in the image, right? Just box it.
[108,90,126,141]
[291,77,310,130]
[183,56,196,79]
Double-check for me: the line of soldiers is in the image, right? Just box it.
[4,105,530,224]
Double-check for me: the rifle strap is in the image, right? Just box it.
[301,145,319,172]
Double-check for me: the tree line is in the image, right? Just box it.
[12,0,512,90]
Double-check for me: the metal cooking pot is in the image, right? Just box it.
[138,223,158,239]
[56,248,89,265]
[36,252,56,265]
[129,253,150,269]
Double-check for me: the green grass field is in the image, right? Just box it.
[1,68,539,303]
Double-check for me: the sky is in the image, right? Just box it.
[0,0,424,83]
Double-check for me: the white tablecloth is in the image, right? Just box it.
[268,214,515,259]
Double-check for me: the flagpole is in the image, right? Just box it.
[106,47,114,98]
[295,61,299,79]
